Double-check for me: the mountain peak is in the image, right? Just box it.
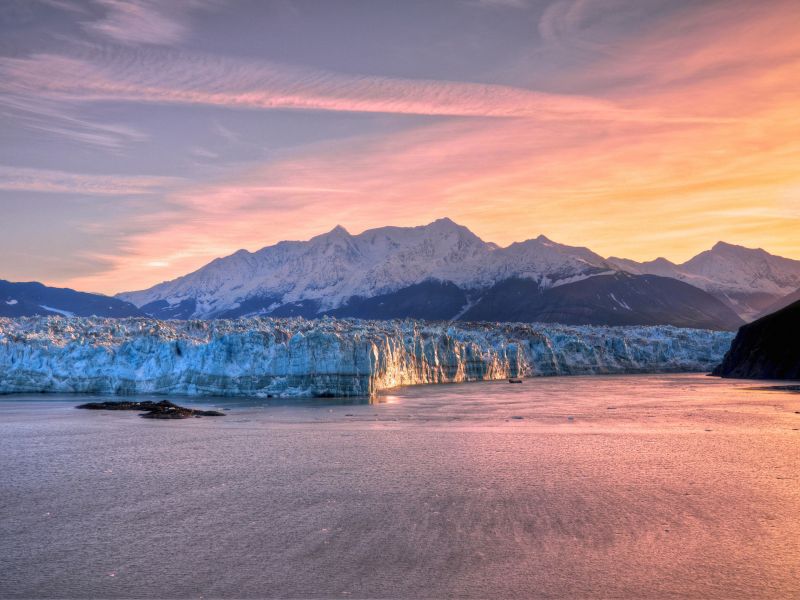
[329,224,350,236]
[421,217,484,244]
[310,224,352,243]
[711,241,740,252]
[649,257,675,266]
[427,217,464,232]
[710,241,764,255]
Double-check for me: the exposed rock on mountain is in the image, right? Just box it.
[460,273,744,330]
[329,280,469,321]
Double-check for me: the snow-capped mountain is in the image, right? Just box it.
[119,218,615,318]
[609,242,800,320]
[117,219,787,329]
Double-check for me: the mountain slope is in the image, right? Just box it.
[609,242,800,320]
[713,299,800,379]
[0,280,144,318]
[461,273,743,330]
[757,286,800,318]
[328,280,468,320]
[119,218,614,318]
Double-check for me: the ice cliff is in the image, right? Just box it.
[0,317,734,398]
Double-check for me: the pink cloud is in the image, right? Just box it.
[0,48,680,122]
[81,0,217,45]
[0,166,179,195]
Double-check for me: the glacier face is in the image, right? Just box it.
[0,317,734,398]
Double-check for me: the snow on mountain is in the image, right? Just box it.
[0,316,733,398]
[609,242,800,320]
[119,219,614,318]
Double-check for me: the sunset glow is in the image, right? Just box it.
[1,0,799,294]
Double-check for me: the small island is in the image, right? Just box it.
[76,400,226,419]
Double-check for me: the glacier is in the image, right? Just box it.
[0,317,734,398]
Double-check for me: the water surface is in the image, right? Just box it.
[2,374,799,598]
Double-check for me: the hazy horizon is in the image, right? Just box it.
[2,0,799,294]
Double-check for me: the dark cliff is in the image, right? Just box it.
[713,299,800,379]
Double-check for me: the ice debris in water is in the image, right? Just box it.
[0,316,734,398]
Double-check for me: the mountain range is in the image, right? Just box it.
[113,218,800,329]
[4,219,799,330]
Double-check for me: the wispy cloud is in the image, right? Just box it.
[472,0,530,9]
[81,0,208,45]
[0,93,147,150]
[538,0,588,43]
[0,47,678,122]
[0,166,180,195]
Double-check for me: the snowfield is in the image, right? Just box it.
[0,317,734,398]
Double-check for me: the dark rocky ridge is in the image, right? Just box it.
[329,281,468,321]
[0,280,144,318]
[76,400,225,419]
[461,273,744,331]
[713,299,800,379]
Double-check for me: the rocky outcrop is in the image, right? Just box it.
[713,300,800,380]
[76,399,225,418]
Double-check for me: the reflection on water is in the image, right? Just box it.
[1,374,800,599]
[747,384,800,393]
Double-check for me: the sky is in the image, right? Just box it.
[1,0,799,295]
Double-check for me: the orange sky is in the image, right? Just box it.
[1,0,799,294]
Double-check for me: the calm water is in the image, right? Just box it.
[1,374,799,599]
